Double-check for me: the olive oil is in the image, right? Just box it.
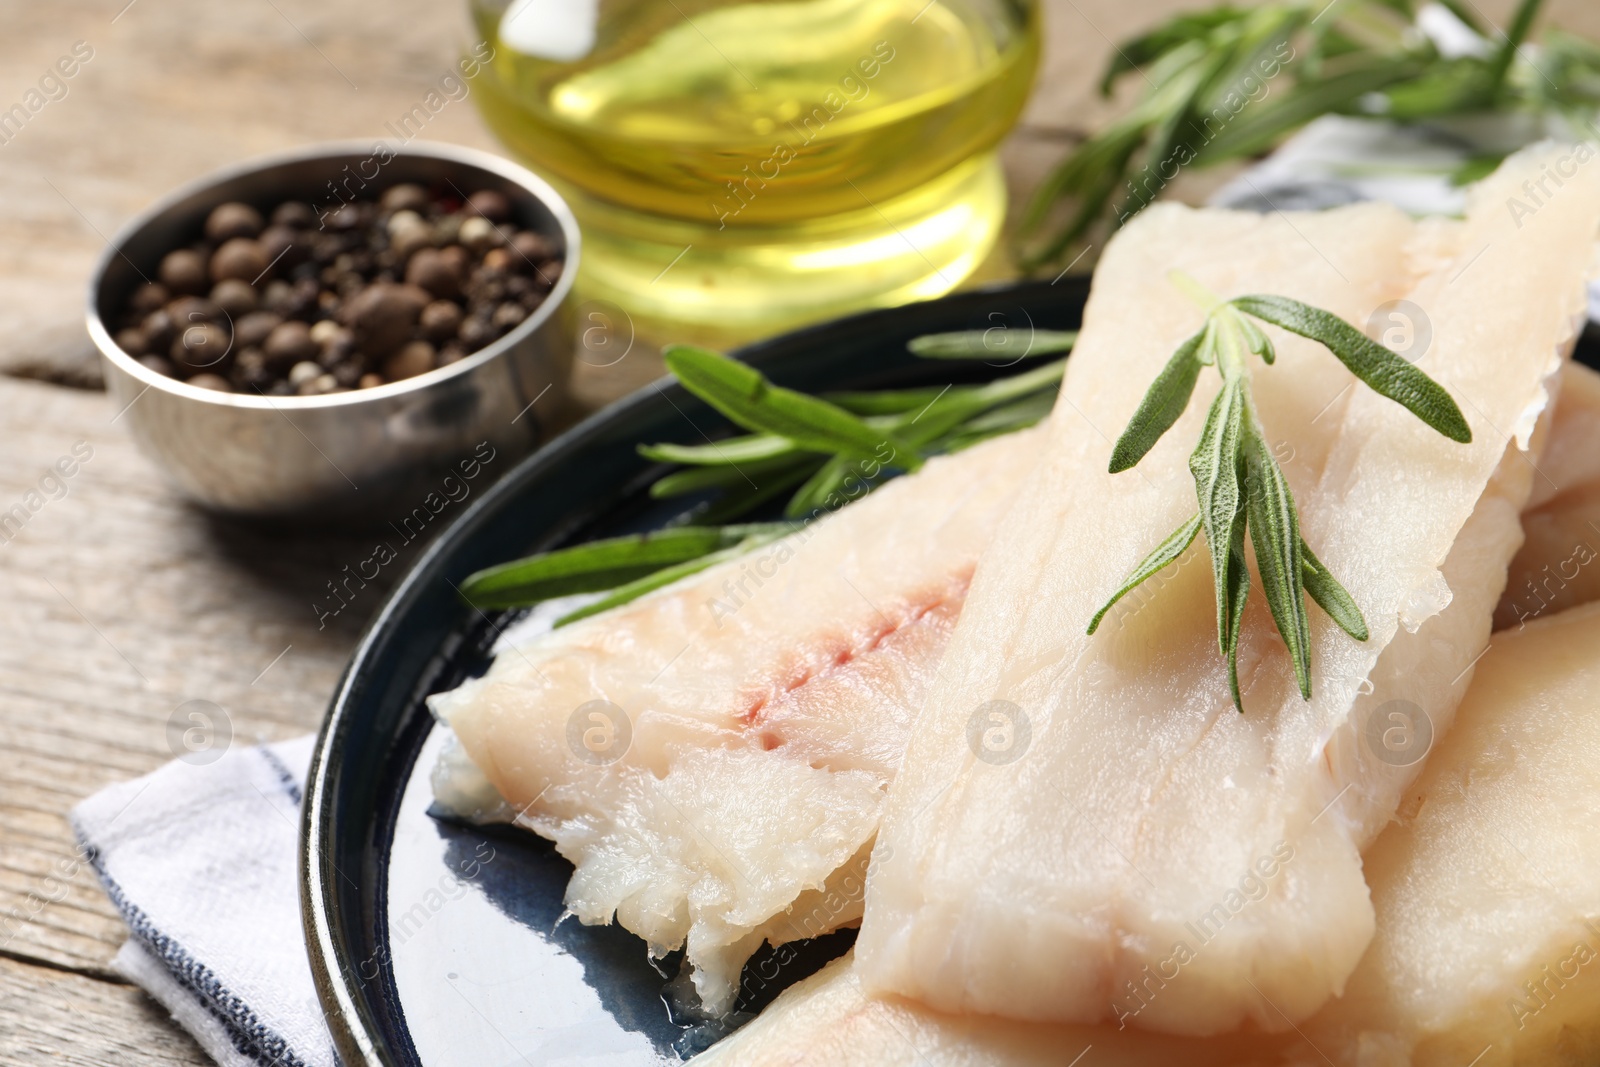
[470,0,1039,340]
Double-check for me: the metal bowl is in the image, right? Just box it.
[87,141,579,523]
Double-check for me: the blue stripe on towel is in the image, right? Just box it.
[76,837,313,1067]
[257,746,305,807]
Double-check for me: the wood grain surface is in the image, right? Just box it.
[5,0,1600,1062]
[0,374,379,1062]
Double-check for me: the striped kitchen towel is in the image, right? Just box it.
[72,734,333,1067]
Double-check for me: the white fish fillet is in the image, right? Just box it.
[1275,598,1600,1065]
[429,426,1041,1014]
[692,951,1283,1067]
[1497,359,1600,629]
[858,145,1600,1033]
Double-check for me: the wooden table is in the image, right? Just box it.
[3,0,1593,1062]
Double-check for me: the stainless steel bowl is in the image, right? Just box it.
[87,141,579,522]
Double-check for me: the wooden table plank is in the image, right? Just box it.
[0,955,209,1067]
[0,374,375,980]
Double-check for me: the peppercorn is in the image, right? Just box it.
[383,340,435,381]
[419,300,463,341]
[458,216,501,254]
[159,249,208,295]
[205,202,264,242]
[264,320,318,367]
[258,226,305,271]
[466,189,511,222]
[380,184,429,214]
[211,279,258,317]
[130,282,172,314]
[115,328,148,356]
[341,282,429,356]
[171,322,231,372]
[234,310,283,349]
[272,201,316,229]
[211,238,268,283]
[509,231,554,264]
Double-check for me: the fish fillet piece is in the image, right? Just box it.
[859,145,1600,1034]
[1497,359,1600,629]
[1282,600,1600,1066]
[429,426,1041,1014]
[692,952,1286,1067]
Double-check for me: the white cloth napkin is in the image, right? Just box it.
[70,116,1600,1067]
[73,734,336,1067]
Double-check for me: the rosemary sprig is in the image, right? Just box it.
[1019,0,1578,271]
[458,331,1073,618]
[906,329,1078,360]
[459,523,794,610]
[1087,272,1469,711]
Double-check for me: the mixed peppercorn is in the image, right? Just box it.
[110,184,564,395]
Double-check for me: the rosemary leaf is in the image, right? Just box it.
[1230,295,1472,442]
[1301,537,1369,641]
[1019,116,1150,268]
[1243,425,1311,699]
[639,435,798,466]
[784,454,867,519]
[663,345,926,470]
[1223,502,1251,711]
[1111,327,1208,472]
[1126,46,1229,216]
[1098,8,1244,93]
[649,453,814,499]
[688,462,822,526]
[933,392,1059,453]
[952,390,1057,437]
[1087,512,1202,635]
[893,359,1066,449]
[1196,5,1304,116]
[553,534,787,627]
[1236,314,1275,365]
[1449,153,1505,186]
[1486,0,1545,103]
[906,329,1077,360]
[824,386,967,415]
[1201,57,1423,160]
[459,523,791,609]
[1189,376,1247,655]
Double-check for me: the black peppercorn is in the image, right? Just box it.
[159,249,208,295]
[205,202,264,242]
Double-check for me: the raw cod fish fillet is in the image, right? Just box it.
[428,426,1042,1014]
[1497,359,1600,629]
[1273,598,1600,1065]
[698,604,1600,1067]
[692,951,1283,1067]
[858,145,1600,1033]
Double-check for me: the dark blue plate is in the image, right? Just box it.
[300,278,1091,1066]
